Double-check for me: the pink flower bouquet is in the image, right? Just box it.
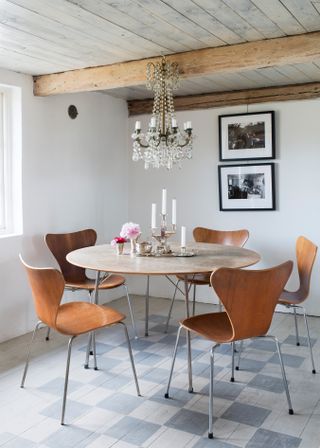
[120,222,141,240]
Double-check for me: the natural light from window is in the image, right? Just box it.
[0,84,22,237]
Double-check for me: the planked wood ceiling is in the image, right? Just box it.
[2,0,320,102]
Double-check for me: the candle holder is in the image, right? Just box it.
[152,214,176,255]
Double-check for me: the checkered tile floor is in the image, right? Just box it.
[0,296,320,447]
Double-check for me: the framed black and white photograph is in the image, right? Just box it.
[219,111,275,161]
[218,163,275,211]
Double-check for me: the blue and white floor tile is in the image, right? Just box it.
[0,296,320,447]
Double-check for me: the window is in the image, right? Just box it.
[0,84,22,237]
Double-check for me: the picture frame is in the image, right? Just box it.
[218,163,275,211]
[219,111,275,161]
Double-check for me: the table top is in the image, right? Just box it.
[67,242,260,276]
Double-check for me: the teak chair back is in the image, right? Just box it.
[22,260,64,331]
[279,235,318,373]
[292,235,317,302]
[211,261,293,341]
[45,228,96,284]
[193,227,249,247]
[165,226,250,331]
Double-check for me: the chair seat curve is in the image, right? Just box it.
[181,312,233,343]
[65,274,125,291]
[176,273,211,285]
[278,289,303,305]
[56,302,125,336]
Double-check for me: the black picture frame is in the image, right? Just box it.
[218,163,275,211]
[219,111,275,161]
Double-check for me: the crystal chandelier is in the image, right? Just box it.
[132,56,193,170]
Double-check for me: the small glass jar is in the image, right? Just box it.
[116,243,124,255]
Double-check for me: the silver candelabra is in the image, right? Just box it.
[152,214,176,255]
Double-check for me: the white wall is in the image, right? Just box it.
[0,68,129,343]
[127,99,320,316]
[1,68,319,343]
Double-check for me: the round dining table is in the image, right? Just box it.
[67,241,260,387]
[67,242,260,334]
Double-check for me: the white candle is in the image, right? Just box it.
[172,198,176,225]
[135,120,141,130]
[186,121,192,129]
[151,203,157,229]
[181,226,186,247]
[172,118,177,128]
[161,188,167,215]
[150,117,156,128]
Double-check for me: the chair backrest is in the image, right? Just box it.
[45,229,97,283]
[193,227,249,247]
[211,261,293,341]
[295,236,318,301]
[20,256,65,329]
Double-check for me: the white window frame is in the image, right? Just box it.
[0,84,22,237]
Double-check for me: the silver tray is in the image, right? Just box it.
[172,251,196,257]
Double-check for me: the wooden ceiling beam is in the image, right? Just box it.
[128,82,320,115]
[34,31,320,96]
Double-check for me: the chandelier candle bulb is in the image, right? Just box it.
[150,117,156,128]
[172,118,177,128]
[162,189,167,215]
[172,199,176,226]
[135,121,141,130]
[151,203,157,229]
[186,121,192,129]
[181,226,186,248]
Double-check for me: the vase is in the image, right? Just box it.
[130,238,137,254]
[116,243,124,255]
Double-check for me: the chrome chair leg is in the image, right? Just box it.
[165,325,183,398]
[274,336,293,414]
[184,277,193,393]
[230,341,235,382]
[187,328,193,393]
[293,306,300,346]
[88,291,95,356]
[61,336,76,425]
[208,343,220,439]
[123,284,138,339]
[192,284,196,316]
[84,332,92,369]
[301,305,316,373]
[21,321,43,388]
[92,332,98,370]
[235,340,244,371]
[119,322,141,396]
[263,335,293,414]
[45,327,51,341]
[165,279,181,333]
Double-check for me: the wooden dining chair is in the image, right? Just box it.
[45,229,137,354]
[20,257,141,425]
[165,227,249,331]
[278,236,318,373]
[165,261,294,439]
